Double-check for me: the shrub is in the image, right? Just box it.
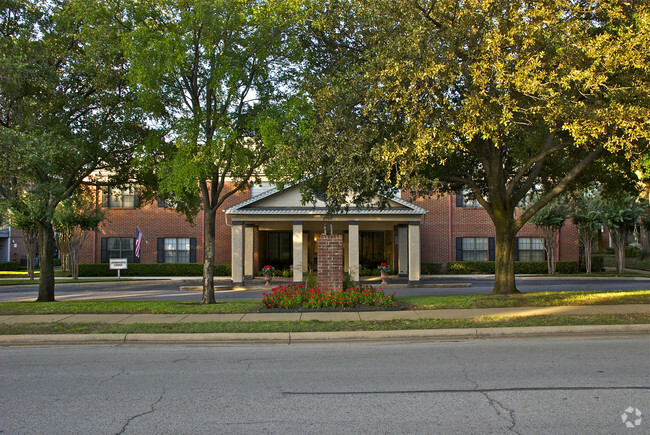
[626,245,642,258]
[261,283,396,310]
[360,268,380,276]
[78,263,231,277]
[421,263,442,274]
[580,254,604,272]
[0,261,20,271]
[446,261,579,274]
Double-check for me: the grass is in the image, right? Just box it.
[0,270,71,279]
[398,290,650,310]
[0,313,647,335]
[0,290,648,315]
[603,255,650,271]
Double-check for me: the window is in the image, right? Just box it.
[462,237,488,261]
[517,237,545,261]
[103,186,138,208]
[157,238,196,263]
[456,237,494,261]
[101,237,137,263]
[456,190,482,208]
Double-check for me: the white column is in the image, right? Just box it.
[398,224,409,277]
[293,221,303,283]
[348,221,360,283]
[244,224,254,280]
[408,221,421,283]
[231,222,244,285]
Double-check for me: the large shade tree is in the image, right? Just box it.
[123,0,305,303]
[295,0,649,294]
[0,0,146,301]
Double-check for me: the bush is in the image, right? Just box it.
[78,263,231,277]
[626,245,642,258]
[360,268,381,276]
[421,263,442,275]
[580,254,604,272]
[446,261,579,274]
[0,261,20,271]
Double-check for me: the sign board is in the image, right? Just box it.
[109,258,128,270]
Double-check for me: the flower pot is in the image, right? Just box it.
[264,274,272,286]
[380,270,388,284]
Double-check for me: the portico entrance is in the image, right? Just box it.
[225,184,427,285]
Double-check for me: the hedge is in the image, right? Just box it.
[447,261,579,274]
[421,263,443,274]
[0,261,20,271]
[579,254,605,272]
[78,263,231,277]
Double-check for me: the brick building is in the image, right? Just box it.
[70,182,580,282]
[2,182,584,280]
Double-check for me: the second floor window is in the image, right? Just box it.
[103,186,138,208]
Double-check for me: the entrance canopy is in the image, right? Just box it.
[224,184,427,285]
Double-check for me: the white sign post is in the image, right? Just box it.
[109,258,128,278]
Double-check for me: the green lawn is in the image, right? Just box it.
[1,313,647,335]
[0,290,648,315]
[603,255,650,271]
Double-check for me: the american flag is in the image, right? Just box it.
[135,227,143,258]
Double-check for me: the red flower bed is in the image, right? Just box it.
[261,284,396,310]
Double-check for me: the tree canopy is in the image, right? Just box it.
[294,0,650,293]
[122,0,306,303]
[0,0,146,300]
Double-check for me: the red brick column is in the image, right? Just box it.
[317,234,343,290]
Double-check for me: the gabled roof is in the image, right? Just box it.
[225,183,427,216]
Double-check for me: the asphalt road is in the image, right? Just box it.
[1,276,649,302]
[1,337,648,433]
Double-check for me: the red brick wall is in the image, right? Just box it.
[409,192,580,267]
[79,184,249,265]
[317,234,343,290]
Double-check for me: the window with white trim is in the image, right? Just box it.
[461,237,489,261]
[517,237,545,261]
[163,238,190,263]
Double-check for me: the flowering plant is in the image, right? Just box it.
[262,265,275,275]
[377,263,391,273]
[261,284,396,310]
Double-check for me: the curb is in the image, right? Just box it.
[1,324,647,347]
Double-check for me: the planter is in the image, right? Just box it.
[264,274,272,286]
[380,270,389,284]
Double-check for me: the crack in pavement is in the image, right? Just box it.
[449,351,520,434]
[100,366,126,386]
[115,390,165,435]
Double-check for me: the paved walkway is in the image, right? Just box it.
[1,304,647,325]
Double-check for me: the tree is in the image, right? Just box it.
[53,190,104,279]
[570,191,604,274]
[10,212,39,279]
[530,199,569,275]
[124,0,305,303]
[296,0,650,294]
[0,0,145,301]
[602,195,645,274]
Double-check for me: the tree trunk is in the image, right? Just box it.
[493,221,519,294]
[201,208,216,304]
[610,228,627,275]
[36,220,56,302]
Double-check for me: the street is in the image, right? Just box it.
[1,337,648,433]
[1,277,649,302]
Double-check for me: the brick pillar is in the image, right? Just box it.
[317,234,343,290]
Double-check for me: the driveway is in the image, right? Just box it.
[0,276,649,302]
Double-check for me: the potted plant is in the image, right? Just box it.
[377,263,391,284]
[262,265,275,286]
